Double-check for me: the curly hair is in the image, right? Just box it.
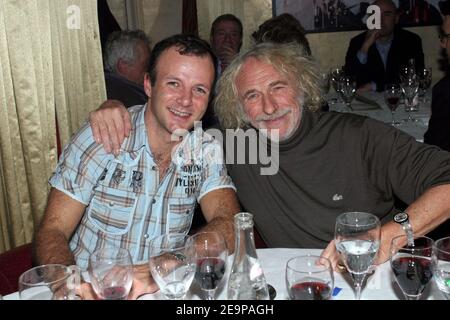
[214,42,322,129]
[251,13,311,56]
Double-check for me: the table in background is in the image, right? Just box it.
[327,91,431,142]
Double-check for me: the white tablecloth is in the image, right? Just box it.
[328,91,431,142]
[4,248,444,300]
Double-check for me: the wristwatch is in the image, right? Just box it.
[393,212,414,243]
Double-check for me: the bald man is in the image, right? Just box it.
[344,0,424,92]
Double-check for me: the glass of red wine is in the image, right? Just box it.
[432,236,450,300]
[285,255,334,300]
[88,247,133,300]
[186,231,228,300]
[390,235,434,300]
[384,83,402,126]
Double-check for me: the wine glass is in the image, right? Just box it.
[186,231,228,300]
[338,76,356,112]
[390,235,434,300]
[88,247,133,300]
[320,71,331,95]
[330,67,344,104]
[384,83,402,126]
[418,67,432,100]
[432,236,450,300]
[148,233,195,300]
[400,75,419,121]
[19,264,81,300]
[335,211,381,300]
[285,255,334,300]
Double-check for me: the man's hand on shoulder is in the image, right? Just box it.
[89,99,131,155]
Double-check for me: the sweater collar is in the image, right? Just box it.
[278,108,316,151]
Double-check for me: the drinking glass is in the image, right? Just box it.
[418,67,432,100]
[320,71,331,95]
[335,212,381,300]
[400,76,419,121]
[432,236,450,300]
[390,235,434,300]
[186,232,228,300]
[399,64,416,83]
[338,76,356,111]
[19,264,81,300]
[88,247,133,300]
[148,233,195,300]
[285,255,334,300]
[384,83,402,126]
[330,67,344,104]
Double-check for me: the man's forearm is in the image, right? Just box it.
[198,215,236,253]
[378,184,450,262]
[33,228,76,266]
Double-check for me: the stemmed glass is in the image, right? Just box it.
[432,236,450,300]
[148,233,195,300]
[384,83,402,126]
[400,75,419,122]
[320,71,331,95]
[390,235,434,300]
[418,67,432,101]
[335,211,381,300]
[186,231,228,300]
[88,247,133,300]
[285,255,334,300]
[338,76,357,112]
[330,68,344,104]
[19,264,81,300]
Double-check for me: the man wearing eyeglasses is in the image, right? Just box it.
[423,6,450,240]
[344,0,425,92]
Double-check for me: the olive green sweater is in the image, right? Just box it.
[227,110,450,248]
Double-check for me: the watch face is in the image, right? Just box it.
[394,212,408,224]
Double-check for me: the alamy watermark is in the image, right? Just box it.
[171,121,280,176]
[66,5,81,30]
[366,5,381,30]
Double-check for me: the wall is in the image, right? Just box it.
[107,0,182,44]
[107,0,444,85]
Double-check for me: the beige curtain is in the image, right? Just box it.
[0,0,106,253]
[197,0,272,51]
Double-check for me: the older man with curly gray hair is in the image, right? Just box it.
[104,30,151,107]
[89,42,450,273]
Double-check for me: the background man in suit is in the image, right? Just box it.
[103,30,151,107]
[210,14,243,74]
[345,0,424,92]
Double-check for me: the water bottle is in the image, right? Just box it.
[227,212,270,300]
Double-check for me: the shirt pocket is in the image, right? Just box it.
[167,197,196,234]
[87,187,136,235]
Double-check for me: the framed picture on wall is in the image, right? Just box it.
[273,0,444,33]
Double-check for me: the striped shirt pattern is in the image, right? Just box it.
[49,104,235,270]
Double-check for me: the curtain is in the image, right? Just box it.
[182,0,198,35]
[0,0,106,253]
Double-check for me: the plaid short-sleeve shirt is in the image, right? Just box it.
[49,104,235,269]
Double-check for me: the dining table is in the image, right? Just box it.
[2,249,444,301]
[327,91,431,143]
